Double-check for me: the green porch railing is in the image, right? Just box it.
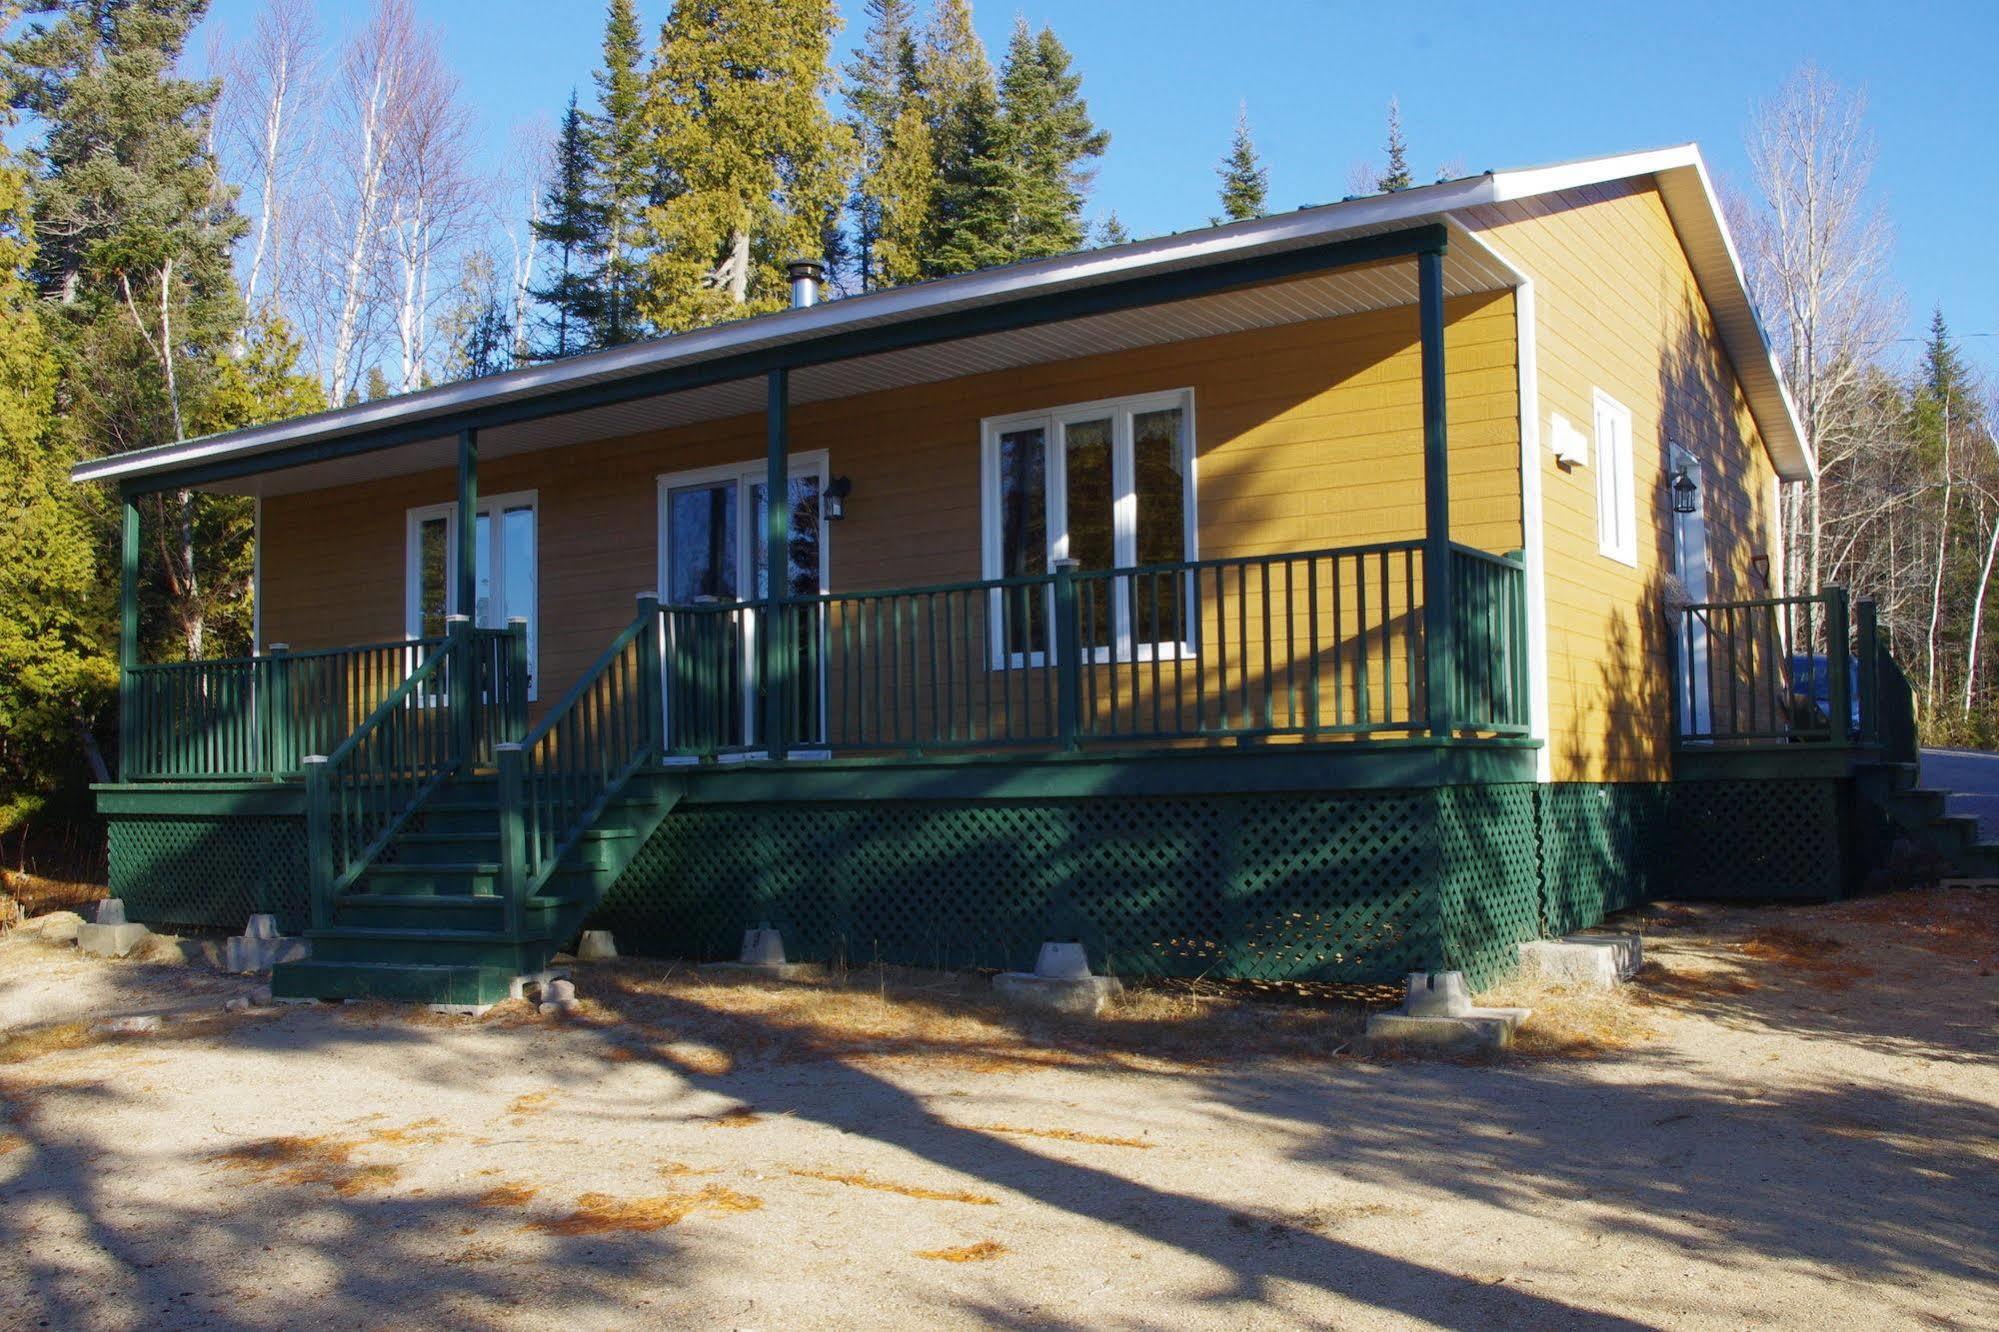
[661,539,1529,758]
[502,596,663,930]
[122,626,528,781]
[303,619,530,928]
[1448,545,1532,735]
[1672,587,1858,746]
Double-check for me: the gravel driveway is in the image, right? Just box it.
[0,891,1993,1331]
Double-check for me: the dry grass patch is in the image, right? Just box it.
[1477,975,1661,1057]
[506,1091,553,1117]
[961,1122,1151,1149]
[578,960,1365,1075]
[1735,926,1874,990]
[530,1184,762,1235]
[789,1168,997,1205]
[1824,888,1999,963]
[210,1134,401,1197]
[1,871,104,918]
[474,1182,538,1208]
[915,1240,1007,1262]
[0,1021,106,1066]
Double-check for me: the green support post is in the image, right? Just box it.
[1824,586,1852,745]
[1053,558,1081,751]
[763,368,790,759]
[635,593,662,757]
[1417,245,1454,739]
[495,742,526,938]
[304,754,332,930]
[446,613,473,764]
[506,616,530,740]
[118,493,140,782]
[1855,599,1880,748]
[266,643,292,777]
[455,427,478,625]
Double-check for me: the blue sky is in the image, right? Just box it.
[193,0,1999,377]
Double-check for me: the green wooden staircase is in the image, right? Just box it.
[273,601,678,1006]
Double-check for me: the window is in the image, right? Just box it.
[405,491,539,697]
[1593,390,1637,566]
[980,389,1196,663]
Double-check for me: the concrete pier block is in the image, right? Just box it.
[77,898,149,958]
[1366,970,1532,1052]
[576,930,618,961]
[701,924,817,980]
[1517,933,1642,988]
[993,941,1124,1017]
[223,915,309,974]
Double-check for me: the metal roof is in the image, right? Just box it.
[71,143,1808,492]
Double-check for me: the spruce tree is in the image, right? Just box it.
[531,93,607,358]
[590,0,649,344]
[844,0,933,290]
[995,18,1107,261]
[915,0,992,271]
[925,78,1018,275]
[1215,102,1268,222]
[640,0,855,330]
[1094,211,1131,246]
[1376,97,1413,191]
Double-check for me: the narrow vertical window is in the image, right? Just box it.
[998,425,1048,655]
[1594,391,1636,566]
[416,515,450,638]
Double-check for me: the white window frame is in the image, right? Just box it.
[978,388,1198,668]
[1593,390,1637,566]
[655,451,831,755]
[404,488,540,700]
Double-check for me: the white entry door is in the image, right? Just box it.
[1670,445,1712,736]
[658,454,827,749]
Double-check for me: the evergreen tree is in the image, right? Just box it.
[640,0,856,330]
[8,0,247,661]
[1215,101,1267,222]
[995,17,1106,260]
[924,78,1018,275]
[843,0,933,290]
[363,365,393,401]
[589,0,649,344]
[914,0,991,271]
[1376,97,1412,191]
[0,99,115,810]
[531,93,607,358]
[1094,211,1130,246]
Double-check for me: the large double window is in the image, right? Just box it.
[980,389,1196,664]
[405,490,539,697]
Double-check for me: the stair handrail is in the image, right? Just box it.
[304,618,479,930]
[502,594,663,928]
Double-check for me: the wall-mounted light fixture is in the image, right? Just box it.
[1670,465,1700,515]
[824,474,853,520]
[1750,553,1771,586]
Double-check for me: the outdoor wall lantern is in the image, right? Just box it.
[1751,553,1772,586]
[825,474,853,520]
[1670,466,1700,515]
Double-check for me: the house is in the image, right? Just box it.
[74,145,1923,1006]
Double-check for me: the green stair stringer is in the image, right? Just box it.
[271,769,684,1005]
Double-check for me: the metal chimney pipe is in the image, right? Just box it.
[786,257,827,309]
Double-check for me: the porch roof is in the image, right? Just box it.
[71,143,1808,498]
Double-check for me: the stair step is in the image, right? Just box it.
[271,960,521,1006]
[303,925,556,969]
[335,892,564,930]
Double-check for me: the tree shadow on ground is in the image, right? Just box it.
[0,927,1991,1329]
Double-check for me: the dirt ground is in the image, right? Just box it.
[0,891,1993,1331]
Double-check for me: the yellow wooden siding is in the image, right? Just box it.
[262,289,1521,730]
[1471,181,1783,782]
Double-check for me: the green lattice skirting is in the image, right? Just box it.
[106,814,310,934]
[99,774,1849,981]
